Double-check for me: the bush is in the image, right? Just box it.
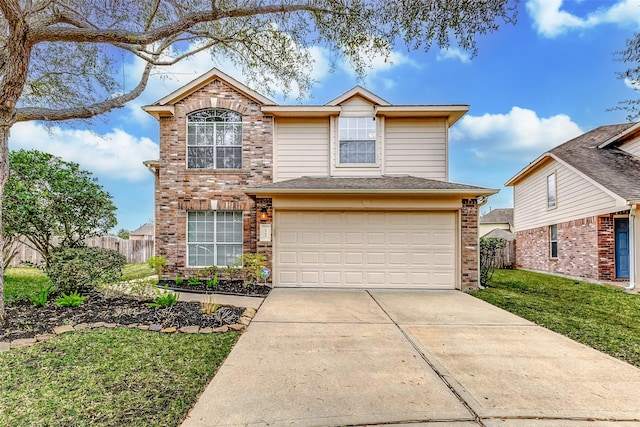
[147,256,167,276]
[479,237,507,286]
[46,247,127,294]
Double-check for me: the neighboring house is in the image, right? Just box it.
[506,123,640,288]
[129,223,154,241]
[142,68,497,291]
[479,208,513,237]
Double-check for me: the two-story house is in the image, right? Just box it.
[143,68,496,291]
[506,123,640,289]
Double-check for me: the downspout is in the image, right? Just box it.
[625,203,636,291]
[476,196,489,290]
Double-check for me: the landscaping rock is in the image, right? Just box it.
[0,342,10,352]
[53,325,75,335]
[11,338,36,349]
[161,327,177,333]
[90,322,107,329]
[213,325,229,333]
[242,308,257,318]
[138,325,149,330]
[200,327,214,334]
[74,323,91,330]
[35,334,55,342]
[238,316,251,326]
[229,323,245,331]
[127,323,139,328]
[148,324,163,332]
[104,323,117,329]
[179,325,200,334]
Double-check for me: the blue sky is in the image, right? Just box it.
[8,0,640,231]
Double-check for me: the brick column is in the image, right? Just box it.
[255,197,273,285]
[598,214,615,281]
[461,198,479,291]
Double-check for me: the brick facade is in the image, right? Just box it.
[515,211,629,281]
[154,78,273,278]
[461,198,479,291]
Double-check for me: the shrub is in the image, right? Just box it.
[147,256,167,276]
[149,286,178,308]
[238,253,267,285]
[46,247,127,294]
[55,291,88,307]
[200,297,219,314]
[29,284,53,308]
[479,237,507,286]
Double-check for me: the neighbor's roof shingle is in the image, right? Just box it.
[479,208,513,224]
[549,123,640,202]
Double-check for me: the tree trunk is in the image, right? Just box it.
[0,118,9,323]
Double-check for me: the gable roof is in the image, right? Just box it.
[130,223,154,236]
[326,86,391,106]
[481,228,515,240]
[506,123,640,203]
[246,175,498,196]
[142,68,276,118]
[480,208,513,225]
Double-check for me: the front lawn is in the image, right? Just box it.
[3,267,50,304]
[0,328,239,427]
[472,269,640,367]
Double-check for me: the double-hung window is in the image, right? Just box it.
[549,224,558,259]
[338,117,376,164]
[187,211,243,267]
[187,109,242,169]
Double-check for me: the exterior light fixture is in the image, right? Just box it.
[259,207,268,220]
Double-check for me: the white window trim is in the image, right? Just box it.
[335,116,381,168]
[186,211,243,267]
[186,109,243,170]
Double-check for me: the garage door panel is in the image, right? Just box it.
[276,211,456,288]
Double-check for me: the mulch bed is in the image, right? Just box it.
[0,292,245,342]
[157,279,271,297]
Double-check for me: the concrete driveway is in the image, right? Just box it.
[182,289,640,427]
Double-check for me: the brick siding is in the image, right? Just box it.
[154,78,273,278]
[515,211,629,281]
[461,198,480,291]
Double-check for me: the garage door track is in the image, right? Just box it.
[182,289,640,427]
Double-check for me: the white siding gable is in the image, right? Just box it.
[513,158,619,231]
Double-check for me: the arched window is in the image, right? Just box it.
[187,109,242,169]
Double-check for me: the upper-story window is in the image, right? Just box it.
[547,172,556,209]
[187,109,242,169]
[338,117,376,164]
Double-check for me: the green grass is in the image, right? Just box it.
[472,269,640,367]
[0,328,239,427]
[120,263,155,281]
[3,267,50,304]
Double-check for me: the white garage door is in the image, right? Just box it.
[275,211,457,288]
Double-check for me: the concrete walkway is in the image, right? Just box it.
[181,289,640,427]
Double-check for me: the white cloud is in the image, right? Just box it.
[450,106,583,159]
[8,122,158,181]
[625,77,640,91]
[437,47,471,64]
[527,0,640,37]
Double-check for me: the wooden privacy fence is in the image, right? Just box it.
[8,236,155,267]
[493,239,516,269]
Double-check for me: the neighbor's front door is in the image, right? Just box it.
[615,218,630,279]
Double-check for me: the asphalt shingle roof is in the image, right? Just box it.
[549,123,640,202]
[250,175,493,192]
[480,208,513,224]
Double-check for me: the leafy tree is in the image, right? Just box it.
[3,149,117,269]
[479,237,507,286]
[615,33,640,120]
[117,228,130,240]
[0,0,518,321]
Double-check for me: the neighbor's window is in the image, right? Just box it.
[187,211,243,267]
[338,117,376,164]
[549,224,558,259]
[187,109,242,169]
[547,173,557,209]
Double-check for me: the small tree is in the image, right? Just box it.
[117,228,130,240]
[3,149,117,268]
[479,237,507,286]
[615,32,640,120]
